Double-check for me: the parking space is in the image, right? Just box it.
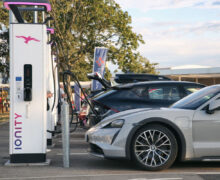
[1,122,220,180]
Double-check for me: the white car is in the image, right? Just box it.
[86,85,220,170]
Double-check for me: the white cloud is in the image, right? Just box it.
[138,21,220,38]
[114,0,220,68]
[115,0,220,11]
[131,19,220,67]
[132,17,154,25]
[138,36,220,67]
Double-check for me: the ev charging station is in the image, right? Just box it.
[4,0,52,163]
[51,54,59,130]
[46,28,60,146]
[46,30,54,146]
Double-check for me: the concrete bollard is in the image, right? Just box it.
[61,101,70,168]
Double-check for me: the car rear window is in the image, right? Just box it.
[148,86,181,101]
[129,85,181,101]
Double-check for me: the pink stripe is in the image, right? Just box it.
[4,2,51,12]
[47,28,54,34]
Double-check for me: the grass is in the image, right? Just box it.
[0,113,9,123]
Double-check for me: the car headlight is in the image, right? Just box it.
[103,119,124,128]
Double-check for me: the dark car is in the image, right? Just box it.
[87,81,205,125]
[87,73,171,97]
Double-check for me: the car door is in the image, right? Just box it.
[192,94,220,158]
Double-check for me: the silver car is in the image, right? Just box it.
[86,85,220,171]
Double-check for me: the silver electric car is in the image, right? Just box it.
[86,85,220,171]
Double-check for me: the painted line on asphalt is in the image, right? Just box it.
[195,172,220,175]
[0,174,183,180]
[58,139,85,143]
[1,171,220,180]
[128,178,183,180]
[56,152,88,155]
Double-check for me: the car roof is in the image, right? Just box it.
[114,73,171,83]
[114,81,205,89]
[93,81,206,100]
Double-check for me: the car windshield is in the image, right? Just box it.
[171,86,220,110]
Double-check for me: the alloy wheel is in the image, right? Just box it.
[134,129,172,167]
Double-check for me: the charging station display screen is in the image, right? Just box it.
[24,64,32,101]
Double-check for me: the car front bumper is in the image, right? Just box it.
[85,126,127,159]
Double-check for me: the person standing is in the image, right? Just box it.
[47,91,53,111]
[59,84,66,103]
[4,99,9,112]
[2,98,5,113]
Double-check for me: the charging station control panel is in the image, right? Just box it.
[24,64,32,101]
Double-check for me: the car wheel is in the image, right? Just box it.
[131,124,178,171]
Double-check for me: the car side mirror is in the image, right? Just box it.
[206,99,220,114]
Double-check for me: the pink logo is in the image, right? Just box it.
[15,113,22,119]
[16,36,40,44]
[14,113,23,150]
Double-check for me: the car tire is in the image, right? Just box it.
[131,124,178,171]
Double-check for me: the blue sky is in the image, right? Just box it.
[114,0,220,68]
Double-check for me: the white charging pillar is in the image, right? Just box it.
[52,56,59,127]
[46,43,55,146]
[10,24,48,163]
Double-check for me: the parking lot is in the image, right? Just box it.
[1,121,220,180]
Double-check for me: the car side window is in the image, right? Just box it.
[148,86,181,101]
[110,88,146,99]
[183,86,203,96]
[131,87,147,97]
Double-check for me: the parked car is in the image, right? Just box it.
[87,81,205,125]
[87,73,171,97]
[86,85,220,171]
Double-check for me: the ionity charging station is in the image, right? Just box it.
[4,0,53,163]
[46,28,57,146]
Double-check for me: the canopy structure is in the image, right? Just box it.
[157,65,220,85]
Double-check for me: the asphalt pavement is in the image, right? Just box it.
[1,121,220,180]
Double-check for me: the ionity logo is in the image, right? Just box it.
[14,113,23,150]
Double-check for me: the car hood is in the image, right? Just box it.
[93,108,153,128]
[95,107,195,129]
[123,107,195,126]
[102,108,153,122]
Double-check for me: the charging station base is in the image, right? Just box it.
[4,159,51,167]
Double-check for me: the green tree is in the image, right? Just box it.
[0,0,157,82]
[0,2,9,27]
[0,30,9,83]
[49,0,156,80]
[0,2,10,83]
[120,55,158,74]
